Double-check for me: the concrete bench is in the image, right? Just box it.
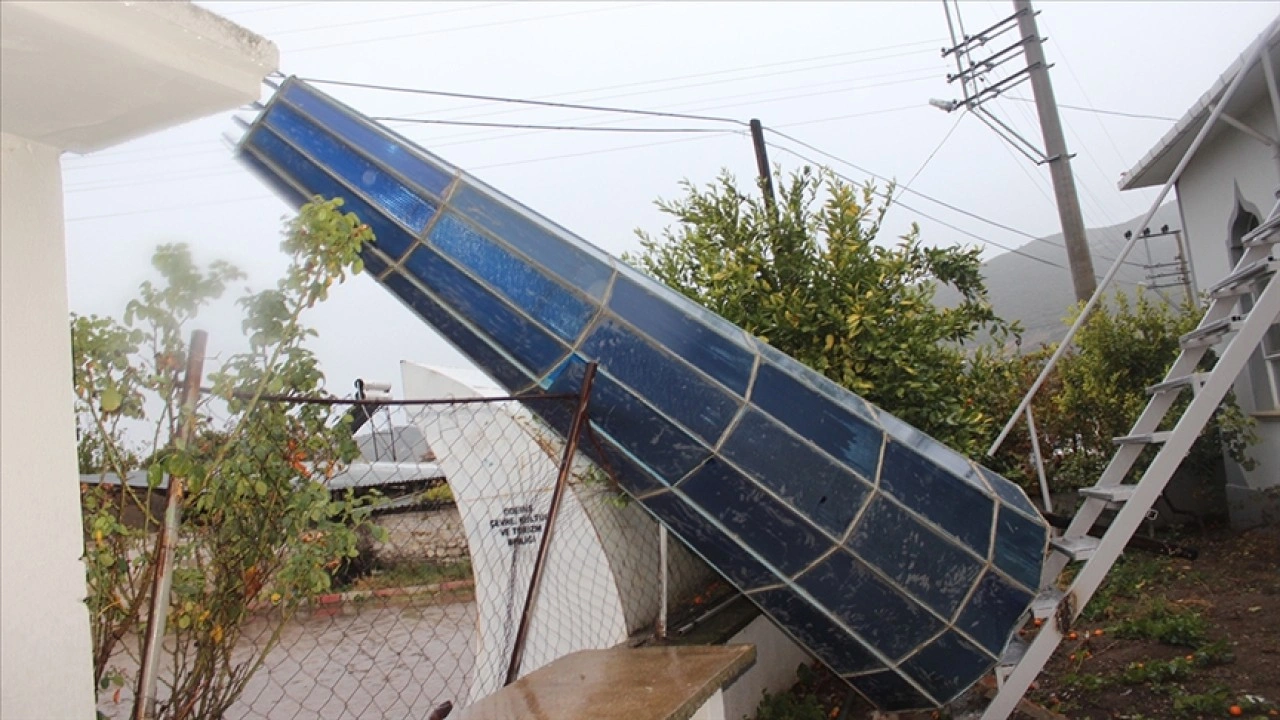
[450,645,755,720]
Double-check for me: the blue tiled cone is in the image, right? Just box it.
[238,78,1050,711]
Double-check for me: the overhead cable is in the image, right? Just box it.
[298,77,748,126]
[765,141,1075,273]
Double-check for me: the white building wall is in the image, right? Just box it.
[0,132,97,719]
[1174,99,1280,521]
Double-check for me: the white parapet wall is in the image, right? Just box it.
[400,362,634,704]
[0,4,277,716]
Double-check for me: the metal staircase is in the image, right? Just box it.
[981,208,1280,719]
[976,22,1280,718]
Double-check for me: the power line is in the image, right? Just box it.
[65,193,280,223]
[66,103,928,196]
[210,2,321,17]
[371,115,732,132]
[299,77,748,126]
[765,125,1145,271]
[65,130,743,220]
[773,104,923,129]
[380,47,941,124]
[1005,96,1177,122]
[902,112,965,193]
[266,2,506,37]
[290,3,650,54]
[765,140,1073,273]
[376,65,937,144]
[766,126,1041,242]
[371,117,731,134]
[68,39,940,164]
[469,130,744,172]
[757,126,1152,274]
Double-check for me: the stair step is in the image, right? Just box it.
[1030,588,1064,620]
[1146,373,1208,395]
[1112,432,1171,446]
[1180,317,1243,349]
[1080,485,1137,506]
[1243,214,1280,247]
[1208,257,1276,298]
[1050,535,1100,561]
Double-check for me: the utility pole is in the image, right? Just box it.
[1014,0,1097,302]
[749,119,777,213]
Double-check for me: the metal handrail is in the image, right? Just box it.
[986,20,1280,460]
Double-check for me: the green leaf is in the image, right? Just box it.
[100,385,123,413]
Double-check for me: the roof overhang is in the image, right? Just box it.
[1119,17,1280,191]
[0,1,278,154]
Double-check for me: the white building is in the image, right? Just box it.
[1120,19,1280,527]
[0,3,276,716]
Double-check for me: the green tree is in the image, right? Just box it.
[75,198,380,719]
[628,167,1015,457]
[976,290,1256,494]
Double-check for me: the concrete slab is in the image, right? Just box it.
[450,645,755,720]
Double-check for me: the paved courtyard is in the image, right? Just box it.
[97,599,476,719]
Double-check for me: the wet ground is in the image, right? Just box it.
[97,598,476,720]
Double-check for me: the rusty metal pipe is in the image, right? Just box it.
[135,330,207,720]
[504,362,598,685]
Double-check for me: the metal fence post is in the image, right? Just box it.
[135,330,207,720]
[504,362,598,686]
[656,525,669,641]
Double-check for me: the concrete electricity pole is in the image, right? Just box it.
[1014,0,1097,302]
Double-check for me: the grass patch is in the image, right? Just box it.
[1112,596,1208,647]
[1169,684,1232,717]
[1078,553,1172,621]
[352,559,472,591]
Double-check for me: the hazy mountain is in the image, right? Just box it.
[935,203,1189,348]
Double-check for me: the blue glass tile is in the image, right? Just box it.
[846,669,933,712]
[847,497,984,617]
[902,632,992,703]
[581,424,670,498]
[429,212,595,343]
[752,589,883,675]
[383,272,533,392]
[643,492,780,591]
[580,317,741,445]
[992,505,1047,590]
[607,273,755,395]
[358,246,389,277]
[264,103,436,234]
[721,408,871,536]
[980,466,1041,519]
[757,342,874,421]
[237,149,307,207]
[797,549,943,661]
[679,458,833,577]
[245,128,418,260]
[402,245,568,376]
[239,80,1055,712]
[450,182,613,299]
[956,571,1032,655]
[541,355,711,481]
[752,361,883,482]
[280,81,454,200]
[879,441,994,556]
[877,412,986,490]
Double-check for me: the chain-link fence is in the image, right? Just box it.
[88,375,714,720]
